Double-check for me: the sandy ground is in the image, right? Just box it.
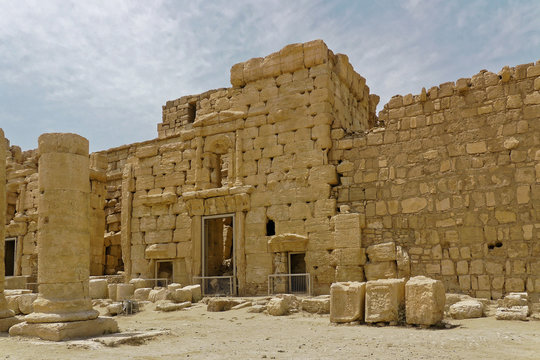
[1,301,540,360]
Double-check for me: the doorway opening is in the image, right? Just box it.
[155,260,173,287]
[4,238,16,277]
[288,252,307,294]
[200,214,235,295]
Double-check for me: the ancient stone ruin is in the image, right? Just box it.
[1,40,540,338]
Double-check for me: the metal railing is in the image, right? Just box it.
[193,276,234,296]
[268,273,311,296]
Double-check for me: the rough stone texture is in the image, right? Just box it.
[156,301,191,312]
[366,242,396,262]
[172,288,192,303]
[133,288,152,301]
[300,295,330,314]
[449,300,484,319]
[116,284,135,301]
[0,129,17,329]
[495,306,529,321]
[405,276,445,326]
[330,282,365,323]
[9,317,118,341]
[17,293,38,315]
[207,298,244,312]
[89,279,109,299]
[3,41,540,299]
[183,285,202,303]
[148,288,172,303]
[365,279,405,324]
[266,298,289,316]
[25,134,98,324]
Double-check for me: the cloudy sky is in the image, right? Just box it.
[1,0,539,152]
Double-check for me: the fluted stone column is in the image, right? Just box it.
[10,133,117,340]
[0,129,19,331]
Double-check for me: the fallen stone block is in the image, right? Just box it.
[231,301,252,310]
[89,279,108,299]
[496,306,529,321]
[449,300,484,319]
[267,298,288,316]
[207,298,244,312]
[129,278,152,290]
[330,282,365,323]
[167,283,183,291]
[148,288,173,302]
[173,288,192,303]
[156,301,191,312]
[134,288,152,301]
[498,292,528,308]
[300,296,330,314]
[116,284,135,301]
[248,304,266,313]
[405,276,445,326]
[6,296,21,315]
[365,278,405,324]
[183,285,202,303]
[107,284,118,301]
[106,303,123,316]
[17,293,38,315]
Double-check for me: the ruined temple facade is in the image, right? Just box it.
[3,40,540,299]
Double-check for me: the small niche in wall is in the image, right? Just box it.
[266,219,275,236]
[187,102,196,123]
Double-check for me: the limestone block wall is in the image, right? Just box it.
[334,61,540,300]
[4,141,107,278]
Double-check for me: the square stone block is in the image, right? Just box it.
[405,276,446,326]
[365,278,405,323]
[9,317,118,341]
[364,261,397,280]
[366,242,396,262]
[330,281,365,323]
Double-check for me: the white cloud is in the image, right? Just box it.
[0,0,538,151]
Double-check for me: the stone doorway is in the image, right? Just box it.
[201,214,235,295]
[4,237,16,277]
[155,260,173,287]
[288,252,307,294]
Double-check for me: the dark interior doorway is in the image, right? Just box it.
[156,260,173,287]
[288,252,306,293]
[202,215,235,295]
[4,238,16,277]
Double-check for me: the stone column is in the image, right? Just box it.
[0,129,18,331]
[10,133,117,340]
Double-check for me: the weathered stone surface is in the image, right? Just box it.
[207,298,244,312]
[495,306,529,321]
[365,279,405,324]
[300,296,330,314]
[89,279,109,299]
[148,288,172,303]
[116,284,135,301]
[9,317,118,341]
[133,288,152,301]
[183,285,202,303]
[172,288,192,303]
[364,261,397,281]
[156,301,191,312]
[267,294,298,316]
[405,276,445,326]
[366,242,396,262]
[17,293,38,315]
[330,282,365,323]
[449,300,484,319]
[106,303,123,316]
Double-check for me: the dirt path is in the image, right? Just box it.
[1,303,539,359]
